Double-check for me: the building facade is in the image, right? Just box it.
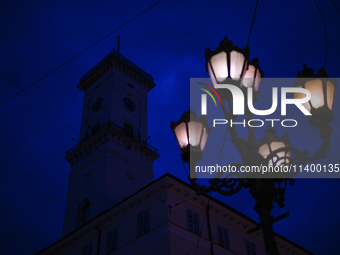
[36,48,313,255]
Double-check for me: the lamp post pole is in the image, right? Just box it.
[249,180,279,255]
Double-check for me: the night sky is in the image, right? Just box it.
[1,0,340,254]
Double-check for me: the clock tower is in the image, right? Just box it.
[62,49,159,236]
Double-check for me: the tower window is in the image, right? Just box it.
[76,198,90,229]
[124,122,134,138]
[123,97,136,112]
[137,209,150,237]
[217,225,230,250]
[106,228,118,254]
[82,242,93,255]
[187,209,200,235]
[92,97,103,112]
[245,240,257,255]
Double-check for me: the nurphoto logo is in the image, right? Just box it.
[197,80,312,128]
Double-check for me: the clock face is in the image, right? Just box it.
[123,97,136,112]
[92,98,103,112]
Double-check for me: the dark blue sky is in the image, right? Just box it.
[1,0,340,254]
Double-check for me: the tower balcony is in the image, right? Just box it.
[65,121,159,166]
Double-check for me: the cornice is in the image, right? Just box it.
[65,122,159,167]
[77,50,155,92]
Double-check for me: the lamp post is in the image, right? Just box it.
[258,128,291,167]
[206,36,249,86]
[294,64,336,130]
[242,57,263,91]
[205,36,250,102]
[171,37,336,255]
[171,110,210,178]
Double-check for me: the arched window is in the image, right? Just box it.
[76,198,90,229]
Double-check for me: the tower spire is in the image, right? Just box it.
[117,35,120,53]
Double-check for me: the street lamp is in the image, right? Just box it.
[170,110,210,164]
[293,64,336,128]
[258,128,291,167]
[171,101,335,255]
[171,108,294,255]
[171,35,336,254]
[206,36,249,88]
[242,57,263,91]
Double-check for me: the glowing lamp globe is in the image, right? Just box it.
[258,128,291,167]
[293,65,336,126]
[171,110,210,163]
[206,36,249,88]
[242,57,263,91]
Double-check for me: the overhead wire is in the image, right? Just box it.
[329,0,340,11]
[330,141,340,148]
[259,94,272,102]
[0,0,162,108]
[0,0,162,136]
[313,0,329,68]
[246,0,260,46]
[0,72,80,135]
[216,0,260,167]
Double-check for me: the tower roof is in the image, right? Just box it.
[77,48,155,91]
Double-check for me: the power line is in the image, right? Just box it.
[0,72,80,135]
[330,0,340,11]
[259,94,272,102]
[246,0,260,46]
[0,66,134,137]
[313,0,328,68]
[0,0,162,108]
[330,141,340,148]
